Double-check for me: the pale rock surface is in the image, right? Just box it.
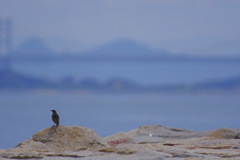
[1,125,240,160]
[105,125,211,144]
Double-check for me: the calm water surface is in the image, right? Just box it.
[0,91,239,149]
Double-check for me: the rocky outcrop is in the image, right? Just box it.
[1,125,240,160]
[207,128,240,139]
[104,125,211,144]
[31,125,105,151]
[133,125,210,139]
[0,126,105,159]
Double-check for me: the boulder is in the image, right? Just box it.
[0,126,106,159]
[11,126,105,152]
[207,128,240,139]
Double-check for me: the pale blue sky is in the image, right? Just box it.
[0,0,240,56]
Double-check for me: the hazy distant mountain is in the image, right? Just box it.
[86,39,168,57]
[0,69,52,89]
[10,37,240,61]
[195,76,240,90]
[14,37,53,56]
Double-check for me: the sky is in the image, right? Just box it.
[0,0,240,57]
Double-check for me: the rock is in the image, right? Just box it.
[104,132,135,146]
[130,125,210,143]
[0,150,43,159]
[30,125,106,151]
[207,128,240,139]
[135,125,209,139]
[98,146,136,155]
[0,126,106,159]
[1,125,240,160]
[105,125,210,145]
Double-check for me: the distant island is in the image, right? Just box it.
[0,69,239,91]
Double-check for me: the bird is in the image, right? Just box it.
[51,110,60,128]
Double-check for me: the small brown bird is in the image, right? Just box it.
[51,110,59,127]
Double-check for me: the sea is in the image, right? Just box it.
[0,60,240,149]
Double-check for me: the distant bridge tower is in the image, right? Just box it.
[0,18,2,58]
[0,18,12,70]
